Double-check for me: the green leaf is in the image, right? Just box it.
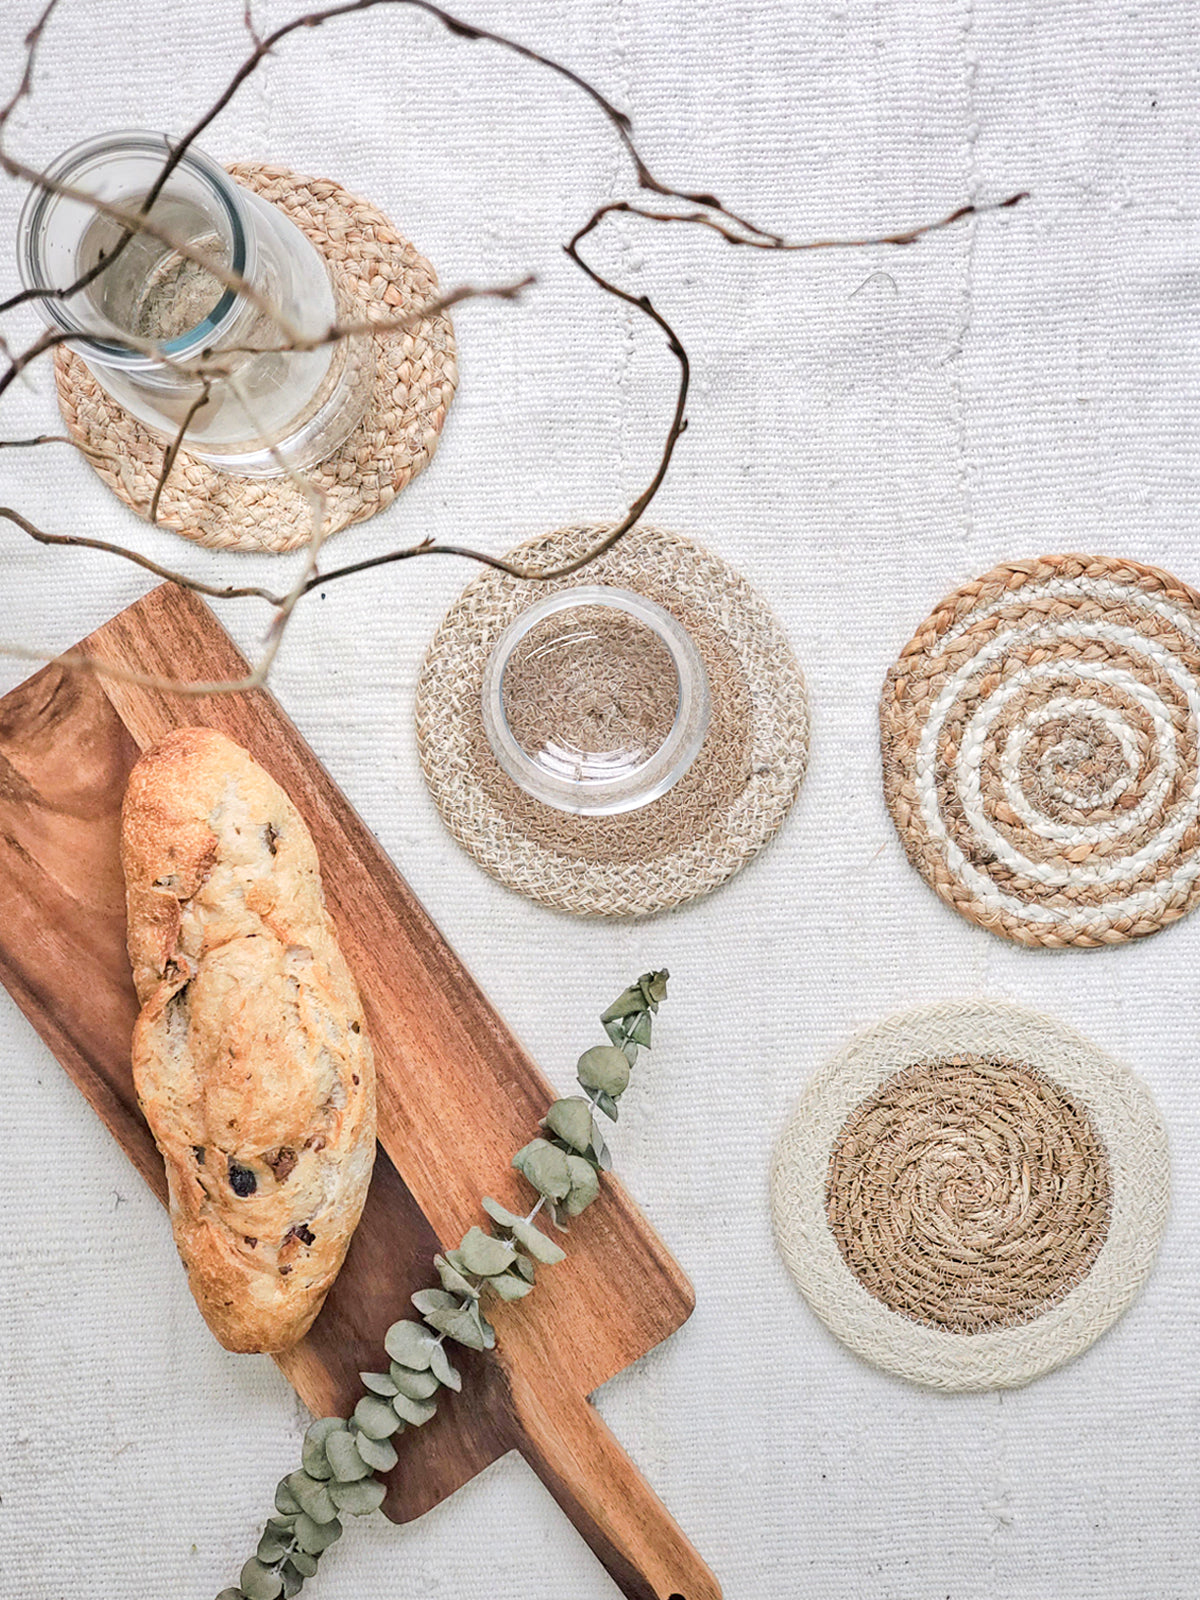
[513,1138,572,1200]
[590,1125,613,1172]
[511,1252,536,1283]
[593,1089,619,1121]
[274,1479,302,1517]
[383,1319,436,1371]
[487,1270,533,1301]
[472,1300,496,1350]
[563,1154,601,1215]
[359,1370,399,1397]
[239,1559,283,1600]
[292,1513,342,1555]
[412,1287,462,1317]
[325,1428,371,1482]
[216,1590,247,1600]
[390,1362,440,1400]
[644,969,669,1003]
[286,1550,319,1579]
[329,1475,387,1516]
[429,1341,462,1391]
[304,1417,345,1445]
[421,1303,485,1350]
[628,1010,652,1047]
[458,1226,517,1277]
[353,1431,398,1473]
[576,1045,631,1098]
[353,1396,403,1439]
[434,1253,479,1299]
[300,1437,332,1482]
[257,1530,290,1564]
[543,1097,595,1154]
[511,1216,567,1264]
[481,1196,523,1231]
[266,1516,296,1536]
[392,1389,437,1426]
[279,1566,303,1600]
[284,1472,336,1525]
[601,986,645,1022]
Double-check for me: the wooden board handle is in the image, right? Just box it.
[505,1360,722,1600]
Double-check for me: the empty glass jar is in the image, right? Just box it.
[17,131,373,475]
[481,586,711,815]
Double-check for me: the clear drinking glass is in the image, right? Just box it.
[481,586,711,815]
[17,131,373,476]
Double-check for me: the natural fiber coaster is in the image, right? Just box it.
[415,524,809,917]
[771,1001,1169,1391]
[54,163,457,553]
[881,554,1200,947]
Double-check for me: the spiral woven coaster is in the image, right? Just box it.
[881,554,1200,947]
[771,1001,1169,1391]
[53,163,457,554]
[415,524,809,917]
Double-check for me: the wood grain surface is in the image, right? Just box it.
[0,583,719,1600]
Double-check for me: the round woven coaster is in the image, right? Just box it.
[881,554,1200,947]
[771,1001,1169,1391]
[415,524,809,917]
[53,163,457,553]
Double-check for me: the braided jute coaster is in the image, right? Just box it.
[771,1001,1169,1391]
[54,164,457,554]
[881,554,1200,947]
[415,524,809,917]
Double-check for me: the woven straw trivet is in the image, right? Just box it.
[53,163,457,553]
[415,524,809,917]
[771,1001,1169,1392]
[881,554,1200,947]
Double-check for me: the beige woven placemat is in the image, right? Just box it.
[415,523,809,917]
[54,163,457,553]
[771,1001,1169,1391]
[881,554,1200,947]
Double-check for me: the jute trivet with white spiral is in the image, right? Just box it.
[415,524,809,917]
[881,554,1200,947]
[54,164,457,554]
[771,1001,1169,1391]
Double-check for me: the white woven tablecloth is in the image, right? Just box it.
[2,2,1198,1597]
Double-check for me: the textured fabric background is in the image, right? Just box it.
[1,2,1198,1597]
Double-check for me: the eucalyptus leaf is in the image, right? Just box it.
[412,1287,462,1317]
[511,1216,567,1264]
[359,1370,399,1397]
[284,1472,337,1525]
[513,1138,572,1200]
[353,1396,403,1439]
[304,1417,345,1445]
[256,1530,290,1564]
[300,1436,332,1482]
[428,1340,462,1391]
[266,1515,296,1537]
[458,1226,517,1277]
[383,1319,436,1371]
[422,1303,485,1350]
[329,1475,387,1516]
[390,1362,440,1400]
[576,1045,630,1098]
[274,1479,302,1517]
[216,1590,246,1600]
[286,1550,319,1578]
[292,1513,342,1555]
[543,1097,595,1154]
[644,969,669,1003]
[621,1038,638,1066]
[392,1388,438,1425]
[434,1253,480,1299]
[325,1428,371,1482]
[279,1565,303,1600]
[594,1089,619,1121]
[601,986,645,1021]
[628,1011,652,1047]
[487,1270,533,1301]
[589,1125,613,1172]
[511,1252,536,1283]
[481,1196,522,1231]
[603,1017,627,1047]
[353,1431,399,1473]
[563,1154,601,1215]
[239,1558,283,1600]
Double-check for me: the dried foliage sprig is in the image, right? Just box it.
[0,1,1026,698]
[217,970,669,1600]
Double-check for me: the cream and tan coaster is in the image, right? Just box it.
[54,163,457,553]
[415,523,809,917]
[881,554,1200,947]
[771,1001,1169,1392]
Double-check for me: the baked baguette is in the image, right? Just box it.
[121,726,376,1353]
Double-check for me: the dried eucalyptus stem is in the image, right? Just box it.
[215,969,669,1600]
[0,1,1025,696]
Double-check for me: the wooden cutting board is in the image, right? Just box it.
[0,582,718,1600]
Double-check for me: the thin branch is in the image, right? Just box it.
[0,0,60,131]
[147,381,211,525]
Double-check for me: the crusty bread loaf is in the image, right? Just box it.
[121,726,376,1353]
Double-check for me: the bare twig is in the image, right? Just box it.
[147,381,212,525]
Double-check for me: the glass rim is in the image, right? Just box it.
[16,129,250,369]
[481,584,711,816]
